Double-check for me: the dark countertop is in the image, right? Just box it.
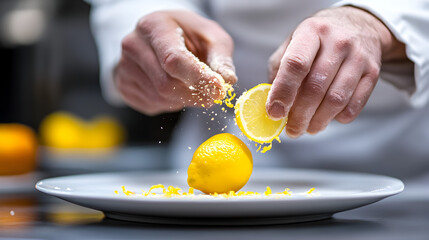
[1,183,428,240]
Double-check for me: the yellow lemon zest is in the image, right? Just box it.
[116,185,315,198]
[144,184,165,196]
[164,186,182,197]
[264,186,272,196]
[214,84,235,108]
[276,188,292,196]
[261,143,273,153]
[121,186,135,196]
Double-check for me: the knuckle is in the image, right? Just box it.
[366,63,381,80]
[326,90,348,108]
[334,37,353,52]
[136,17,152,35]
[353,53,365,66]
[283,53,311,74]
[303,77,326,96]
[308,121,325,134]
[273,79,299,101]
[286,125,303,137]
[336,106,357,123]
[136,12,163,34]
[121,34,136,53]
[161,50,181,73]
[315,23,330,35]
[306,19,330,35]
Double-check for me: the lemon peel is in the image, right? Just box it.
[187,133,253,194]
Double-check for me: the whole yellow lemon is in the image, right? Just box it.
[187,133,253,194]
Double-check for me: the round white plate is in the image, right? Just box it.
[35,169,404,225]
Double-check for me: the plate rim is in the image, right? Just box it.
[35,168,404,203]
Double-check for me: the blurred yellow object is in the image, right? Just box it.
[187,133,253,194]
[85,116,125,148]
[0,123,37,175]
[40,112,125,149]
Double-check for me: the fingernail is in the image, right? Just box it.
[267,101,286,120]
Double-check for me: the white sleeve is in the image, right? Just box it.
[334,0,429,107]
[86,0,206,106]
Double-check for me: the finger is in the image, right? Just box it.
[335,72,378,124]
[307,57,364,134]
[119,76,163,116]
[137,18,226,100]
[268,35,291,83]
[115,56,165,115]
[266,27,320,120]
[122,32,189,101]
[123,32,212,108]
[122,31,172,91]
[207,53,237,85]
[205,30,237,85]
[285,45,346,138]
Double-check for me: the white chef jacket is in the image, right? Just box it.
[87,0,429,184]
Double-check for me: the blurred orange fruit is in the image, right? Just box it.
[0,123,37,175]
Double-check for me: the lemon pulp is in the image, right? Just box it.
[235,83,287,144]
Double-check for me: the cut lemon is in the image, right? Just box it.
[235,83,287,144]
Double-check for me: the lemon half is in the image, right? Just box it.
[235,84,287,144]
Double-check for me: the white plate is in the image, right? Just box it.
[35,169,404,225]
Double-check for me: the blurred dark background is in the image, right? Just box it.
[0,0,180,145]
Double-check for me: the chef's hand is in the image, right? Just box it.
[115,10,236,115]
[266,6,406,138]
